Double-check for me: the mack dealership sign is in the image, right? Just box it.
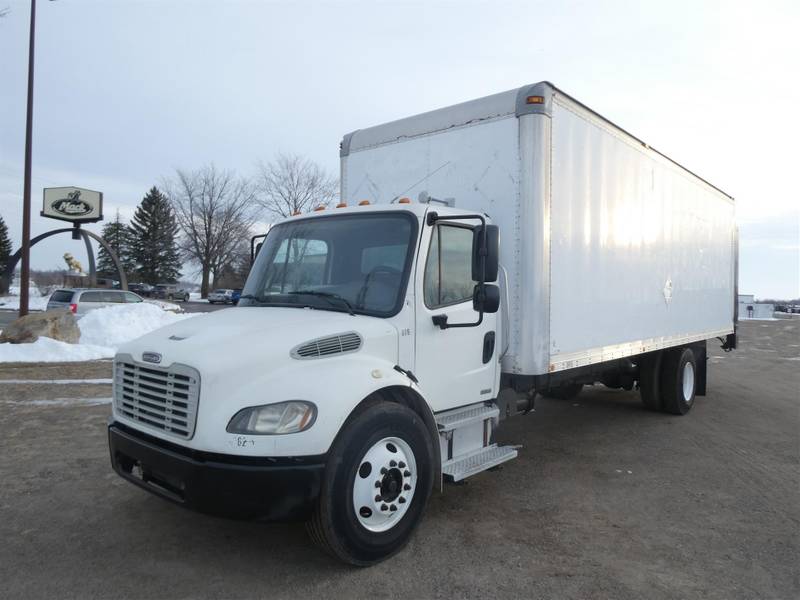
[41,186,103,223]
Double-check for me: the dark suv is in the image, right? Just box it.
[152,284,190,302]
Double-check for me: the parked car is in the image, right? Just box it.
[231,289,243,305]
[152,284,190,302]
[46,288,147,317]
[127,283,154,297]
[207,288,234,304]
[46,288,181,316]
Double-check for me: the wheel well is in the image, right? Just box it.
[346,386,442,487]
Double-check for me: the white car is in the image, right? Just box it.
[207,289,234,304]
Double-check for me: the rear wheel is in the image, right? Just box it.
[307,402,434,566]
[543,383,583,400]
[660,347,697,415]
[638,352,663,411]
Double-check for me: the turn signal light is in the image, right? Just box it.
[358,200,371,206]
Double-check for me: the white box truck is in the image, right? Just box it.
[108,82,737,565]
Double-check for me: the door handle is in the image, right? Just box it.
[482,331,496,364]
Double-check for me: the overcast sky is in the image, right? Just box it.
[1,0,798,298]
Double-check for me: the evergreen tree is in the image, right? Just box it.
[0,214,12,293]
[128,187,182,283]
[97,210,134,278]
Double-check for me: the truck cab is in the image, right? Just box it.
[108,201,511,565]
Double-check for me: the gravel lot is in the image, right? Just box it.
[0,319,797,599]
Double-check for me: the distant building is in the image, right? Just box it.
[738,294,774,319]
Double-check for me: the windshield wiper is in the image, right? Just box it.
[288,290,355,315]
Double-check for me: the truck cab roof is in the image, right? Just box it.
[271,201,485,229]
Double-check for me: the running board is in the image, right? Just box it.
[442,444,518,482]
[436,403,499,432]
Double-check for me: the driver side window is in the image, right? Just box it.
[424,224,474,308]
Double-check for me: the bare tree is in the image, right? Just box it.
[165,165,257,297]
[254,153,337,219]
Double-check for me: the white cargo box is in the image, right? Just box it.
[340,82,736,376]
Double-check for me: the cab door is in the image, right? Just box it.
[413,218,498,413]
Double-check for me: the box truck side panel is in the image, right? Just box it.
[547,97,735,371]
[341,115,526,367]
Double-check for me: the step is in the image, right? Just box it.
[441,444,518,481]
[436,403,499,433]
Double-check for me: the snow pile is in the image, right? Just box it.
[8,283,43,297]
[79,302,197,348]
[0,302,199,363]
[0,337,115,363]
[0,294,50,311]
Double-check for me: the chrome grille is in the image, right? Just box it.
[114,358,200,439]
[291,332,362,359]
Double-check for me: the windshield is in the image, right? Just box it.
[240,212,417,317]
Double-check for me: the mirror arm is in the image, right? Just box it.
[432,311,485,330]
[427,210,490,330]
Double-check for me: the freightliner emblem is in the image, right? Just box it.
[142,352,162,364]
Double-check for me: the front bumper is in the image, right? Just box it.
[108,422,325,521]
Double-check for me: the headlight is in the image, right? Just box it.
[226,401,317,435]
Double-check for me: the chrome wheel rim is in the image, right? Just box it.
[682,361,695,402]
[352,436,417,532]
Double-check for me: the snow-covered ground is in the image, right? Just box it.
[0,294,50,311]
[0,302,199,363]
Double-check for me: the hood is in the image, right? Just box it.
[119,306,399,373]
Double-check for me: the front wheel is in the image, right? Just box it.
[307,402,435,566]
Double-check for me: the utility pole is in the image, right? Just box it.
[19,0,37,317]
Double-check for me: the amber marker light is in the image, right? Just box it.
[398,197,411,204]
[336,202,347,208]
[526,95,545,104]
[313,206,326,211]
[358,200,371,206]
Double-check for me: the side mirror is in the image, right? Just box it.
[473,284,500,314]
[472,224,499,283]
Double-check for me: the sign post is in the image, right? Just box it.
[9,186,108,315]
[19,0,38,318]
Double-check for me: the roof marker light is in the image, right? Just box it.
[291,210,301,216]
[398,197,411,204]
[313,206,326,212]
[336,202,347,208]
[526,95,545,104]
[358,200,371,206]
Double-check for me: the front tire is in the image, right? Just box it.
[660,347,697,415]
[307,402,435,566]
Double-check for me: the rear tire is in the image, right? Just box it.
[307,402,434,566]
[543,383,583,400]
[660,347,697,415]
[638,352,663,411]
